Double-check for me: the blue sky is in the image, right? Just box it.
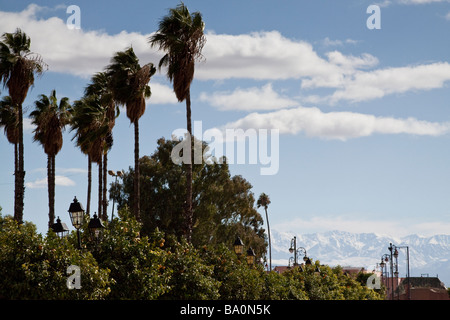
[1,0,450,238]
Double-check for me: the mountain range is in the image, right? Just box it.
[269,229,450,287]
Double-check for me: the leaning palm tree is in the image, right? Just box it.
[0,96,19,195]
[30,90,70,228]
[105,47,156,222]
[149,2,206,242]
[257,193,272,271]
[0,28,46,223]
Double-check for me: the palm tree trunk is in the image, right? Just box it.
[86,155,91,215]
[47,154,55,228]
[185,90,193,243]
[265,207,272,271]
[102,152,108,221]
[134,119,140,222]
[98,159,102,218]
[13,142,18,222]
[15,103,25,224]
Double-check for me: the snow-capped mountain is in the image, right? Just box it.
[269,229,450,286]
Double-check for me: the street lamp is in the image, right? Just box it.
[234,236,244,256]
[380,254,390,290]
[246,247,256,265]
[389,243,411,300]
[51,216,69,238]
[68,196,84,249]
[289,236,308,267]
[88,212,105,244]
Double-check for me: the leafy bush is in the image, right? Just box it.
[0,214,111,299]
[94,208,171,299]
[160,236,220,299]
[0,210,384,300]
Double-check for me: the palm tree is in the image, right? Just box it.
[30,90,70,228]
[149,2,206,242]
[0,96,19,198]
[105,47,156,222]
[85,71,118,221]
[257,193,272,271]
[70,95,110,220]
[0,28,46,223]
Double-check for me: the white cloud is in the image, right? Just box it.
[146,82,178,105]
[23,118,35,133]
[200,84,297,111]
[198,31,373,82]
[2,5,450,107]
[222,106,450,141]
[25,175,76,189]
[321,37,359,47]
[30,167,87,175]
[323,62,450,104]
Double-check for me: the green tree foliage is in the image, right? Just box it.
[93,207,171,299]
[113,137,267,259]
[0,213,111,299]
[0,209,384,300]
[160,237,220,299]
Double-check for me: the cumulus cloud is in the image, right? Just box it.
[222,106,450,141]
[25,175,76,189]
[199,84,297,111]
[2,5,449,107]
[147,82,178,104]
[324,62,450,104]
[0,4,159,77]
[197,30,374,83]
[0,4,177,104]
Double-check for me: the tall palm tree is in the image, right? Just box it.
[0,28,46,223]
[105,47,156,222]
[30,90,70,228]
[70,95,110,220]
[0,96,19,197]
[149,2,206,242]
[257,193,272,271]
[85,71,118,221]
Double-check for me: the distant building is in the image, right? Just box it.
[394,277,449,300]
[273,266,289,274]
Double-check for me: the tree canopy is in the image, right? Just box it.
[111,137,267,259]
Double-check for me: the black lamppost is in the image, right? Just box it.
[289,236,309,267]
[380,254,390,291]
[88,212,105,245]
[51,216,69,238]
[234,236,257,266]
[68,196,84,249]
[387,243,397,300]
[388,243,411,300]
[246,247,256,266]
[234,236,244,256]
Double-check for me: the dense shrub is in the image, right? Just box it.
[0,210,384,300]
[0,214,111,299]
